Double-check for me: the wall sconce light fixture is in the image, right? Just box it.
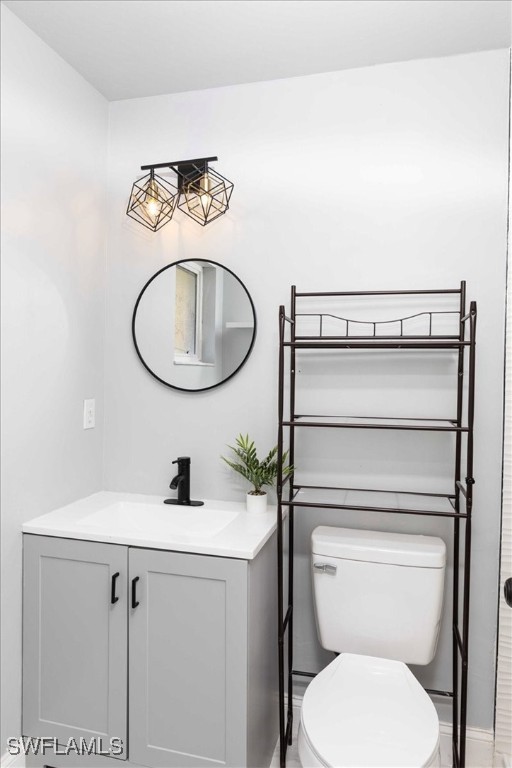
[126,169,179,232]
[126,157,233,231]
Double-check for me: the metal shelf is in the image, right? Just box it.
[287,339,469,349]
[276,281,477,768]
[282,415,466,432]
[281,485,464,518]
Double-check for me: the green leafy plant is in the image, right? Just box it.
[221,434,293,496]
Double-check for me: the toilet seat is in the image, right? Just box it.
[299,653,440,768]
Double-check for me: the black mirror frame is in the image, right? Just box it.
[132,259,257,393]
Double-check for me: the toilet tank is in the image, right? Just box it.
[311,526,446,665]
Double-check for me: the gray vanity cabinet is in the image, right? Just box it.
[129,548,247,767]
[22,535,128,756]
[23,533,277,768]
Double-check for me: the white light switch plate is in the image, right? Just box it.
[83,398,95,429]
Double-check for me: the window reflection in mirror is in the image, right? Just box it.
[175,263,201,363]
[133,260,256,392]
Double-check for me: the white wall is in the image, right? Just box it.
[106,50,509,729]
[0,5,108,751]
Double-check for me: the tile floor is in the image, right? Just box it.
[270,713,301,767]
[270,740,301,768]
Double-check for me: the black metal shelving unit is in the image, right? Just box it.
[276,282,477,768]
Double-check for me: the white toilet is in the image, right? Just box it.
[298,526,446,768]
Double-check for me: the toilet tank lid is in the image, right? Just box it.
[312,526,446,568]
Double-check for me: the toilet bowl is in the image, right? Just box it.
[298,653,441,768]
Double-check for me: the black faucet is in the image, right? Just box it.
[164,457,204,506]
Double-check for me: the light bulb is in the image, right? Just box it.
[199,174,212,217]
[146,198,161,219]
[144,178,162,223]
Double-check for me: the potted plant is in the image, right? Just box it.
[221,433,293,513]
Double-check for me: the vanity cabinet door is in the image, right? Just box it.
[128,548,248,768]
[23,535,128,758]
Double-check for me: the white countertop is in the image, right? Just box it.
[22,491,279,560]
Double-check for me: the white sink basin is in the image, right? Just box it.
[22,491,278,559]
[81,501,238,538]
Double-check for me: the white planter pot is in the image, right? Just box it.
[246,492,268,514]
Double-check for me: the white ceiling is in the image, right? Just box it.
[3,0,511,101]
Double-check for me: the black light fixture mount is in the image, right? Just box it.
[127,157,234,231]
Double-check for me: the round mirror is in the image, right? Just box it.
[132,259,256,392]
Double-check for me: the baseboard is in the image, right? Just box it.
[494,754,512,768]
[287,694,495,768]
[438,721,495,768]
[1,751,25,768]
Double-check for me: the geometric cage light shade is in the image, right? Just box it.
[126,169,179,232]
[126,156,234,231]
[176,160,234,227]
